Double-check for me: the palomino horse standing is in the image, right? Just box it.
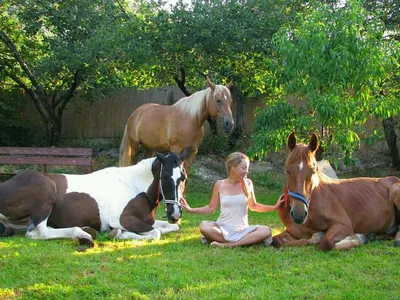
[119,77,234,173]
[273,132,400,250]
[0,151,188,246]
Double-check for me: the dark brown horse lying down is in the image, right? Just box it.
[273,132,400,251]
[0,151,188,246]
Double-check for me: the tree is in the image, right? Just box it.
[250,0,400,168]
[122,0,302,148]
[0,0,130,145]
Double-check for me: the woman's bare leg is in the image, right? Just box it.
[211,226,271,248]
[199,221,226,243]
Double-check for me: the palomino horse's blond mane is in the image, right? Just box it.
[173,85,231,120]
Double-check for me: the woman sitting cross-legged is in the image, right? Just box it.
[180,152,284,248]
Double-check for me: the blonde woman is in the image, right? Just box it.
[180,152,284,247]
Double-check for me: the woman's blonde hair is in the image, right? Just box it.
[225,152,250,199]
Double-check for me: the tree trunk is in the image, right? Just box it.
[228,85,245,148]
[45,116,62,146]
[382,117,400,170]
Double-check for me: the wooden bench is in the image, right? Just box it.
[0,147,93,175]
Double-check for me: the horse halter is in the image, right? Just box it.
[284,183,310,208]
[157,164,181,207]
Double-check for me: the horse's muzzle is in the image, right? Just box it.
[290,207,308,224]
[222,117,234,133]
[167,204,182,224]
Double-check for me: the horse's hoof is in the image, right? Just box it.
[263,236,273,246]
[271,237,283,248]
[78,237,94,248]
[0,228,15,238]
[0,222,15,237]
[109,228,122,238]
[76,245,89,252]
[82,227,97,240]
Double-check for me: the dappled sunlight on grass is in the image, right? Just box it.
[0,288,20,299]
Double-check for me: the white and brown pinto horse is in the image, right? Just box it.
[119,77,234,173]
[273,132,400,251]
[0,151,188,246]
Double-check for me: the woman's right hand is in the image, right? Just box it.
[180,197,192,212]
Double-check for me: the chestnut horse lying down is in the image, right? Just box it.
[273,132,400,251]
[0,151,188,247]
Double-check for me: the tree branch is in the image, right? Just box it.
[174,67,191,96]
[0,29,48,102]
[56,70,80,116]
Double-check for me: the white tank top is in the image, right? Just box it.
[217,180,249,229]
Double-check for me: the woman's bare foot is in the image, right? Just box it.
[210,241,230,247]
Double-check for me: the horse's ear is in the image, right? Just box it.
[155,151,166,164]
[206,76,216,90]
[180,148,190,162]
[308,133,320,153]
[226,81,233,90]
[287,132,297,151]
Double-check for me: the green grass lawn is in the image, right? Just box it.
[1,174,400,299]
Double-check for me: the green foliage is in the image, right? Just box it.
[252,0,399,164]
[248,98,317,158]
[198,134,231,156]
[0,99,27,146]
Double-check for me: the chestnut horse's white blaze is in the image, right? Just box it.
[119,77,234,174]
[0,151,188,246]
[273,132,400,251]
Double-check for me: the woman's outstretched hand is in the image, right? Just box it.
[180,197,192,212]
[274,194,285,210]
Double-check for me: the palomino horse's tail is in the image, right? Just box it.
[119,125,131,167]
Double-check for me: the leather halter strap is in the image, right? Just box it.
[158,164,181,206]
[284,182,310,208]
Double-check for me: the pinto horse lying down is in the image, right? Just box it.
[273,132,400,251]
[0,151,188,247]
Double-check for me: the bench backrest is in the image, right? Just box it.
[0,147,93,174]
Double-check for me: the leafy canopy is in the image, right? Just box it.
[250,0,400,164]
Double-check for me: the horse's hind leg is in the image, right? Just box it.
[26,220,95,247]
[0,222,15,237]
[119,126,141,166]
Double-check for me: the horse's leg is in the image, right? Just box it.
[119,126,132,166]
[318,223,356,251]
[0,222,15,237]
[26,219,95,246]
[333,234,368,250]
[143,146,154,159]
[112,214,161,240]
[152,220,179,234]
[183,148,198,175]
[273,231,325,248]
[109,228,161,241]
[119,126,141,166]
[390,182,400,246]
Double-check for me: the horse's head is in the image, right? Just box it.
[285,132,320,224]
[206,76,234,133]
[154,149,189,224]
